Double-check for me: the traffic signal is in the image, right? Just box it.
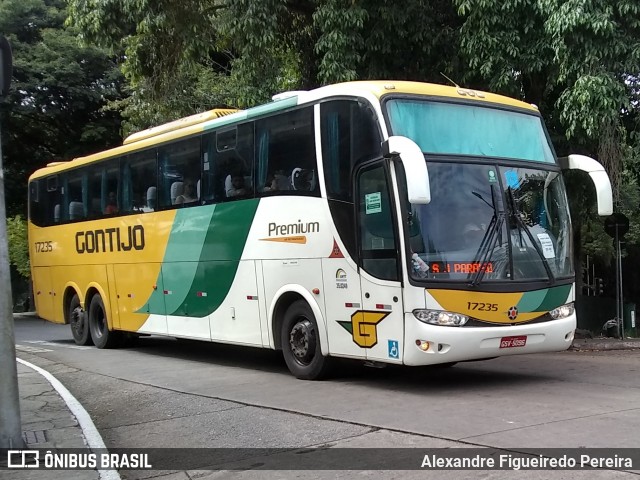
[595,277,604,296]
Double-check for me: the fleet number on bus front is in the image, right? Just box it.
[35,241,53,252]
[467,302,498,311]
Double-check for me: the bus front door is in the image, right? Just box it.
[356,161,404,364]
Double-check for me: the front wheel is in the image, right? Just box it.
[69,293,92,346]
[88,294,120,349]
[281,300,331,380]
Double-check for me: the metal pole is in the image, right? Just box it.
[615,229,620,339]
[586,254,590,296]
[0,113,24,448]
[618,237,624,339]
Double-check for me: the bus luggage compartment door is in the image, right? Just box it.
[114,263,167,334]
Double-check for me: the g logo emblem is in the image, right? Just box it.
[507,306,518,320]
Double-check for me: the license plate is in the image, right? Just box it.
[500,335,527,348]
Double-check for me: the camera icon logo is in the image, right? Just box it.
[7,450,40,468]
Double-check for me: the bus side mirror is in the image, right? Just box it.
[558,154,613,216]
[382,136,431,204]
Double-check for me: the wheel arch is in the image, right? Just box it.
[84,283,113,330]
[62,283,83,325]
[269,285,328,356]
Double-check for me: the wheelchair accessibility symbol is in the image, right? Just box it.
[388,340,399,359]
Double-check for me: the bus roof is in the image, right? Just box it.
[29,80,538,181]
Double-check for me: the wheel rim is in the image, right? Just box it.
[70,305,84,337]
[289,318,316,366]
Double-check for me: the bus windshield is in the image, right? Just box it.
[406,163,573,283]
[386,99,555,163]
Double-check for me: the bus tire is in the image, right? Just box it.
[281,300,331,380]
[69,293,92,346]
[88,294,120,349]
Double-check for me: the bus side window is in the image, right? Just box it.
[102,161,120,216]
[123,150,157,213]
[321,99,381,202]
[158,138,201,207]
[29,181,45,227]
[255,107,316,196]
[49,178,62,225]
[88,168,102,218]
[202,123,255,202]
[30,178,59,226]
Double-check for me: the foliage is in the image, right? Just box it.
[0,0,124,217]
[6,215,29,279]
[66,0,464,128]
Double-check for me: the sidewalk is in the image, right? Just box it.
[569,336,640,351]
[8,361,100,479]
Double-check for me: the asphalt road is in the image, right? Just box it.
[12,316,640,479]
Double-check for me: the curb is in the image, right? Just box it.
[570,340,640,351]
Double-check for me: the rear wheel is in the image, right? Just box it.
[69,293,92,346]
[281,300,331,380]
[88,294,120,349]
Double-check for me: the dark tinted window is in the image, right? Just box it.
[122,150,157,213]
[321,99,381,202]
[158,138,201,207]
[357,163,399,281]
[255,107,317,196]
[202,123,255,202]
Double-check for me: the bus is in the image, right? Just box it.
[28,81,613,379]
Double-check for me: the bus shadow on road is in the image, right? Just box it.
[121,335,556,390]
[335,360,554,391]
[123,335,288,374]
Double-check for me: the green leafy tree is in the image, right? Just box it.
[6,215,29,279]
[0,0,125,218]
[66,0,464,130]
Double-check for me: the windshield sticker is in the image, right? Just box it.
[488,170,497,183]
[537,233,555,258]
[365,192,382,214]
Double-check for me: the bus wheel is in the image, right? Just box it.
[281,300,330,380]
[69,293,92,346]
[88,294,120,349]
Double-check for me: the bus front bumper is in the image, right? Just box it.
[403,313,576,366]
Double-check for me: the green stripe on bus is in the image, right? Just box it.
[514,288,548,313]
[162,206,217,313]
[169,199,259,317]
[535,284,572,311]
[138,200,259,318]
[516,284,571,312]
[246,97,299,118]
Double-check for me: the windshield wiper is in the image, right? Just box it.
[468,186,504,287]
[506,187,555,284]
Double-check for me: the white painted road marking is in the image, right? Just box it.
[15,345,53,353]
[24,340,93,350]
[16,358,121,480]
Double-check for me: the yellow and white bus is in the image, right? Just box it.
[28,81,613,379]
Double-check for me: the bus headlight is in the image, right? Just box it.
[550,302,575,320]
[413,309,469,326]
